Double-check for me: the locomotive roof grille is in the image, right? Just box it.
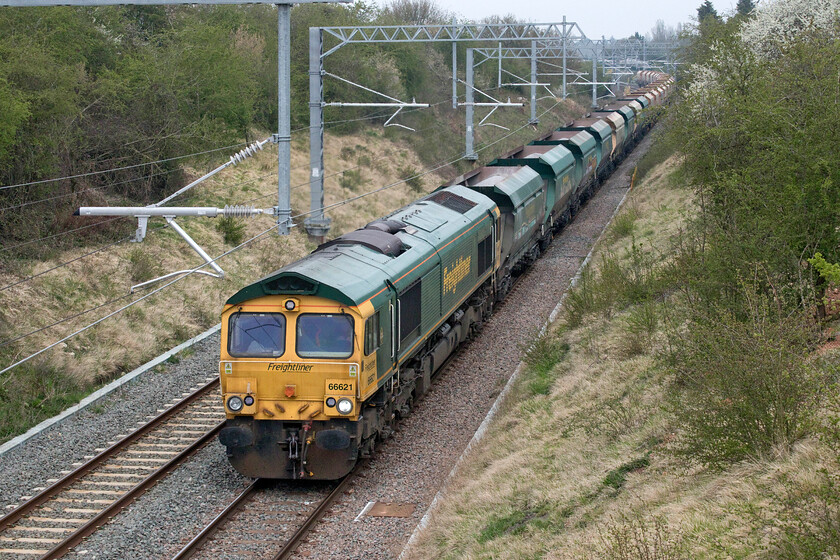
[426,190,478,214]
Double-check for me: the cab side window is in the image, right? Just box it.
[364,312,380,355]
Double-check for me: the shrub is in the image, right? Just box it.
[620,301,660,357]
[596,513,683,560]
[127,247,163,283]
[610,207,639,241]
[667,292,825,466]
[215,216,246,246]
[634,134,676,182]
[565,243,665,328]
[398,165,425,193]
[338,169,363,191]
[339,146,355,160]
[565,266,598,328]
[769,467,840,559]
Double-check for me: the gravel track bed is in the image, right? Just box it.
[0,133,653,560]
[0,335,221,514]
[186,482,335,560]
[291,134,655,560]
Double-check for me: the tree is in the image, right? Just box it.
[697,0,719,22]
[736,0,756,16]
[648,19,680,42]
[671,23,840,314]
[381,0,448,25]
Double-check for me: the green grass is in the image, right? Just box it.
[609,208,640,241]
[602,456,651,490]
[635,131,677,182]
[478,503,552,543]
[215,216,246,246]
[0,362,88,443]
[520,333,570,396]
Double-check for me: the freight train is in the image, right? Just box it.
[217,72,674,479]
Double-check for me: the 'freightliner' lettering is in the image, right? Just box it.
[267,363,313,373]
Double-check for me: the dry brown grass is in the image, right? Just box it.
[403,153,840,559]
[0,128,443,390]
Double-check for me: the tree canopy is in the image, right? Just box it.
[672,0,840,314]
[736,0,756,16]
[0,1,545,258]
[697,0,719,22]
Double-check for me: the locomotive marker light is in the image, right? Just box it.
[226,396,244,413]
[326,397,337,408]
[336,397,353,415]
[243,395,255,406]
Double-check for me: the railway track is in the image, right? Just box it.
[0,377,224,559]
[172,465,360,560]
[165,176,595,560]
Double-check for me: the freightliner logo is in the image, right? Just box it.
[267,363,313,372]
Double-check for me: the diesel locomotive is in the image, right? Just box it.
[217,72,674,479]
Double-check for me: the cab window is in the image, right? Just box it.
[228,312,286,357]
[364,312,380,355]
[296,314,354,359]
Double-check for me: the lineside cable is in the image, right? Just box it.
[0,235,133,294]
[0,142,251,191]
[0,218,126,253]
[0,97,568,375]
[0,222,280,377]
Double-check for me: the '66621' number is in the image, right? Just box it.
[328,383,352,391]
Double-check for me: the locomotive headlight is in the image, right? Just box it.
[227,395,244,412]
[336,398,353,415]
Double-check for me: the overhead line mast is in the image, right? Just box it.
[4,0,680,271]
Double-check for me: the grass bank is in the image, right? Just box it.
[405,140,840,559]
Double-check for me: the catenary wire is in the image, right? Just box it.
[0,221,280,377]
[0,172,275,291]
[0,217,126,253]
[0,166,184,212]
[0,84,502,211]
[0,94,565,373]
[293,98,566,221]
[0,235,132,294]
[0,142,251,191]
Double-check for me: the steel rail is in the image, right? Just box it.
[0,377,221,532]
[39,422,224,560]
[0,377,223,559]
[272,463,364,560]
[171,477,266,559]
